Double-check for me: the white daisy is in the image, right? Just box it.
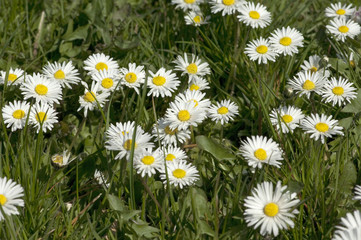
[119,63,146,94]
[158,145,188,163]
[147,68,180,98]
[353,185,361,201]
[321,77,357,107]
[77,81,110,117]
[29,102,58,133]
[210,0,246,16]
[185,11,210,26]
[2,101,30,132]
[160,160,199,189]
[326,18,361,42]
[207,99,239,125]
[51,150,75,168]
[106,121,135,142]
[83,53,119,74]
[0,68,25,86]
[152,118,191,146]
[300,113,343,144]
[239,136,284,169]
[237,2,271,29]
[173,53,211,82]
[42,61,81,89]
[171,0,202,12]
[94,170,109,188]
[0,177,24,221]
[134,148,163,178]
[269,26,304,56]
[300,55,330,78]
[244,181,300,237]
[332,210,361,240]
[288,71,326,98]
[325,2,355,19]
[21,73,62,105]
[269,106,305,133]
[174,90,211,113]
[91,69,120,92]
[244,37,278,64]
[188,76,210,91]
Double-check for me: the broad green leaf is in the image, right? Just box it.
[338,117,353,129]
[337,161,357,195]
[196,135,236,161]
[287,180,304,194]
[342,89,361,113]
[107,194,124,211]
[63,25,89,41]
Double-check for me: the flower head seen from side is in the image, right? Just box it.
[0,177,25,221]
[152,118,191,146]
[171,0,202,12]
[244,37,278,64]
[244,181,300,237]
[174,90,211,116]
[326,18,361,42]
[208,99,239,125]
[288,71,325,98]
[119,63,145,94]
[237,2,271,29]
[269,26,304,56]
[2,101,30,132]
[301,113,343,144]
[91,69,120,92]
[210,0,246,16]
[325,2,355,19]
[332,210,361,240]
[321,77,357,107]
[173,53,210,82]
[42,61,81,89]
[51,150,75,168]
[106,121,135,142]
[160,160,199,189]
[0,68,25,86]
[78,81,110,117]
[94,170,109,188]
[269,106,304,133]
[83,53,119,74]
[188,76,210,91]
[353,185,361,201]
[185,11,210,26]
[239,136,284,169]
[21,73,62,105]
[300,55,330,77]
[147,68,180,98]
[158,145,188,163]
[29,102,58,133]
[134,148,164,178]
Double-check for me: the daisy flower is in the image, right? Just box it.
[94,170,109,188]
[185,11,210,26]
[29,102,58,133]
[325,2,355,19]
[91,69,120,92]
[188,76,210,91]
[326,18,361,42]
[300,55,330,77]
[51,150,75,168]
[239,136,284,169]
[210,0,246,16]
[321,77,357,107]
[42,61,81,89]
[147,68,180,98]
[0,68,25,85]
[165,100,205,131]
[269,26,304,56]
[0,177,25,221]
[160,160,199,189]
[173,53,210,82]
[78,81,110,117]
[21,73,62,105]
[353,185,361,201]
[171,0,202,12]
[2,101,30,132]
[244,37,278,64]
[244,181,300,237]
[237,2,271,29]
[207,99,239,125]
[83,53,119,74]
[106,121,135,142]
[300,113,343,144]
[174,90,211,113]
[158,145,188,163]
[134,148,163,178]
[152,118,191,146]
[119,63,146,94]
[288,71,326,98]
[269,106,304,133]
[332,210,361,240]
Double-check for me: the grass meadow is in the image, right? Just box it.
[1,0,361,239]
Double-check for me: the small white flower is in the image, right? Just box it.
[91,69,120,92]
[207,99,239,125]
[288,71,326,98]
[51,150,75,168]
[147,68,180,98]
[321,77,357,106]
[134,148,164,178]
[119,63,146,94]
[300,55,331,77]
[187,76,210,91]
[158,145,188,163]
[173,53,211,82]
[0,68,25,86]
[269,26,304,56]
[174,90,211,114]
[325,2,355,19]
[78,81,110,117]
[94,170,109,188]
[42,61,81,89]
[2,101,30,132]
[152,118,191,146]
[171,0,202,12]
[269,106,304,133]
[237,2,271,29]
[210,0,246,16]
[160,160,199,189]
[332,210,361,240]
[0,177,25,221]
[326,18,361,42]
[244,37,278,64]
[353,185,361,201]
[83,53,119,74]
[29,102,58,133]
[106,121,135,142]
[185,11,210,26]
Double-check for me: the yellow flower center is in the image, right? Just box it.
[338,25,349,33]
[83,91,96,102]
[279,37,292,46]
[315,123,329,133]
[35,112,47,123]
[164,126,178,135]
[101,78,113,89]
[350,60,355,68]
[186,63,198,74]
[152,76,166,86]
[222,0,234,6]
[282,114,293,123]
[193,15,202,23]
[256,45,268,54]
[125,72,137,83]
[12,109,25,119]
[123,139,137,151]
[173,169,186,179]
[189,84,200,91]
[178,110,191,121]
[52,155,63,165]
[166,154,176,161]
[254,148,267,161]
[54,70,65,79]
[0,194,7,206]
[8,74,17,82]
[141,156,155,165]
[264,203,279,217]
[302,80,315,90]
[35,84,48,95]
[249,11,260,19]
[310,66,318,73]
[184,0,195,3]
[336,9,346,15]
[95,62,108,71]
[332,86,344,96]
[217,106,229,115]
